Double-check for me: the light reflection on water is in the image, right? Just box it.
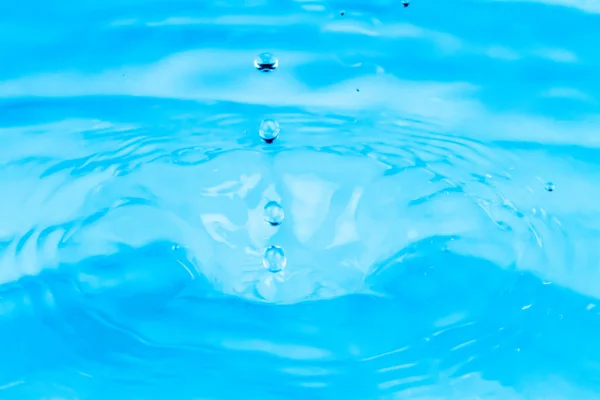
[1,0,600,398]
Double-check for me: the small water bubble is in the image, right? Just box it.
[402,0,410,7]
[263,245,287,273]
[259,119,280,143]
[254,52,278,72]
[545,182,555,192]
[264,201,284,226]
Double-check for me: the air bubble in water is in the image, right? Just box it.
[263,245,286,273]
[259,119,280,143]
[545,182,555,192]
[402,0,410,7]
[254,52,278,72]
[264,201,284,226]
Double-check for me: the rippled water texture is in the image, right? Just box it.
[2,0,600,399]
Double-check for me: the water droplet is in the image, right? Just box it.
[402,0,410,7]
[340,10,345,16]
[259,119,280,143]
[356,88,360,92]
[264,201,284,226]
[545,182,555,192]
[254,52,278,72]
[263,246,287,273]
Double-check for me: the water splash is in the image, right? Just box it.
[258,119,281,143]
[254,52,278,72]
[1,0,600,398]
[264,200,284,226]
[263,245,286,273]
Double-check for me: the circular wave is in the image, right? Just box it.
[2,105,594,399]
[0,109,566,304]
[2,0,600,398]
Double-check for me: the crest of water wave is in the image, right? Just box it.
[1,0,600,398]
[2,109,598,399]
[0,113,562,303]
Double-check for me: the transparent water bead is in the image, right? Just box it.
[264,201,284,226]
[402,0,410,7]
[254,52,278,72]
[545,182,555,192]
[263,246,287,273]
[259,119,280,143]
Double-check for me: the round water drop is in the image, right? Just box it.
[545,182,555,192]
[263,245,287,273]
[254,52,278,72]
[402,0,410,7]
[259,119,280,143]
[264,201,284,226]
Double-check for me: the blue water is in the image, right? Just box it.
[1,0,600,398]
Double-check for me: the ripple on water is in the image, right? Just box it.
[0,108,598,398]
[0,112,580,303]
[1,0,600,395]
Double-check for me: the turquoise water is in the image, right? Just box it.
[1,0,600,398]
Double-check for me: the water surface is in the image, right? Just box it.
[1,0,600,399]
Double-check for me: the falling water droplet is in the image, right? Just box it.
[402,0,410,7]
[259,119,280,143]
[263,246,287,273]
[264,201,284,226]
[545,182,555,192]
[254,52,278,72]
